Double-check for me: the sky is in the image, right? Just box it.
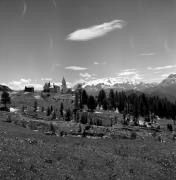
[0,0,176,90]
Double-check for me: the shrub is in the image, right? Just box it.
[46,107,51,116]
[6,115,12,123]
[167,124,173,131]
[50,123,56,135]
[131,132,137,139]
[65,108,72,121]
[41,106,44,112]
[33,100,38,112]
[80,112,88,124]
[51,111,57,120]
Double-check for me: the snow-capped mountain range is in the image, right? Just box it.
[81,77,158,91]
[78,74,176,102]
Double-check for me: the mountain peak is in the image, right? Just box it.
[160,74,176,86]
[168,74,176,79]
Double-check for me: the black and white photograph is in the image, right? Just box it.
[0,0,176,179]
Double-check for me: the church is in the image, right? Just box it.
[43,77,72,94]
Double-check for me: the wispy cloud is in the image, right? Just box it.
[67,19,126,41]
[93,61,107,65]
[118,69,137,76]
[65,66,88,71]
[41,78,52,81]
[52,0,57,8]
[80,73,92,79]
[148,65,176,70]
[117,69,143,82]
[22,1,27,17]
[164,39,171,53]
[161,73,170,78]
[140,52,156,56]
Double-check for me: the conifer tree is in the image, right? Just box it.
[60,102,64,117]
[1,91,11,109]
[81,89,88,105]
[108,89,115,110]
[47,107,51,116]
[102,98,108,110]
[33,100,38,112]
[87,95,96,111]
[97,89,106,106]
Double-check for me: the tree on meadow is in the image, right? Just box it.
[1,91,11,110]
[102,98,108,110]
[52,110,57,120]
[87,95,96,112]
[65,108,72,121]
[97,89,106,107]
[81,89,88,106]
[46,106,51,116]
[33,100,38,112]
[75,84,83,109]
[108,89,115,110]
[74,92,79,110]
[60,102,64,117]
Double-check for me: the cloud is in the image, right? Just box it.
[22,1,27,16]
[8,79,42,90]
[41,78,52,81]
[20,78,31,83]
[161,73,170,78]
[148,65,176,70]
[117,69,143,82]
[67,19,126,41]
[65,66,88,71]
[140,52,156,56]
[80,73,92,79]
[118,69,137,76]
[94,61,107,65]
[79,73,94,80]
[52,0,57,8]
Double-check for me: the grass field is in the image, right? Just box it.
[0,111,176,180]
[0,91,176,179]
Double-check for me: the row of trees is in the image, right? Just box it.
[75,87,176,120]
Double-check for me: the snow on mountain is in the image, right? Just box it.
[81,77,157,92]
[159,74,176,87]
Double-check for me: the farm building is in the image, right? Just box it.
[24,86,34,92]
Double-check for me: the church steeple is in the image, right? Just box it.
[62,77,67,93]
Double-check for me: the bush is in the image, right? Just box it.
[0,107,10,112]
[65,108,72,121]
[6,115,12,123]
[51,111,57,120]
[50,123,56,135]
[130,132,137,139]
[80,112,88,124]
[167,124,173,131]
